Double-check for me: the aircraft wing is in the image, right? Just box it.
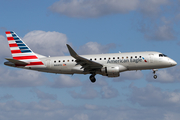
[5,58,28,65]
[66,44,103,70]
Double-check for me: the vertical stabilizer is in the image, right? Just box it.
[5,31,45,67]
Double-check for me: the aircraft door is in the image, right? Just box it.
[149,54,154,63]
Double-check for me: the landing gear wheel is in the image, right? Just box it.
[89,75,96,83]
[152,69,158,79]
[153,75,157,79]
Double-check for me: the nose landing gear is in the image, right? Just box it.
[153,69,158,79]
[153,74,157,79]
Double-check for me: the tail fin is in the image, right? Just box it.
[5,31,45,67]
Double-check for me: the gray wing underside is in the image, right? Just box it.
[5,58,28,65]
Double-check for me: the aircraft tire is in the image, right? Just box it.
[90,75,96,83]
[153,75,157,79]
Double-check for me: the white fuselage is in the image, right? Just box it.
[25,51,176,76]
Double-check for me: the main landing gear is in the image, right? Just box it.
[153,69,158,79]
[89,74,96,83]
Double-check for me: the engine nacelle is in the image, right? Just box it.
[101,65,127,77]
[101,66,120,77]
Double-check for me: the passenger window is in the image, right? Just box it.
[90,58,92,60]
[94,58,96,60]
[72,60,74,62]
[100,58,102,60]
[109,57,111,60]
[54,61,56,63]
[135,56,137,58]
[113,57,115,59]
[122,57,124,59]
[104,58,106,60]
[131,56,133,59]
[117,57,119,59]
[67,60,69,62]
[139,56,141,58]
[59,60,61,62]
[63,60,65,62]
[126,57,128,59]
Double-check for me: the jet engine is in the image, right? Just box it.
[101,65,127,77]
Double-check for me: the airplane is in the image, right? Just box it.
[4,31,177,83]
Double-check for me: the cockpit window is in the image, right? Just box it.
[163,54,167,57]
[159,54,163,57]
[159,54,167,57]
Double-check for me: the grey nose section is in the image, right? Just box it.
[170,59,177,66]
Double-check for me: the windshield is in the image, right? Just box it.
[159,54,167,57]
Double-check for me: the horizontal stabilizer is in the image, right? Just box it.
[5,58,28,65]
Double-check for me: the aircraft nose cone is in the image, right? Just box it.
[170,59,177,66]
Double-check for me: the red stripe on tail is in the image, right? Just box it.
[11,50,22,54]
[7,37,14,41]
[13,56,38,60]
[27,61,44,66]
[6,31,11,34]
[9,43,18,47]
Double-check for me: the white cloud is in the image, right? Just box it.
[50,75,82,88]
[138,0,169,17]
[49,0,139,18]
[0,35,11,60]
[100,86,119,99]
[146,66,180,83]
[138,17,176,41]
[69,78,119,99]
[78,42,115,55]
[144,24,175,41]
[113,71,143,82]
[151,24,175,40]
[31,88,57,100]
[0,94,13,101]
[129,84,180,107]
[48,0,178,41]
[137,1,179,41]
[84,104,97,110]
[0,99,180,120]
[69,86,99,99]
[49,0,171,18]
[23,30,69,56]
[164,112,180,120]
[0,66,47,87]
[68,113,89,120]
[92,78,108,87]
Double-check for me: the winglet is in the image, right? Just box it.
[66,44,79,59]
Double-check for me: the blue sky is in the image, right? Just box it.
[1,0,180,120]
